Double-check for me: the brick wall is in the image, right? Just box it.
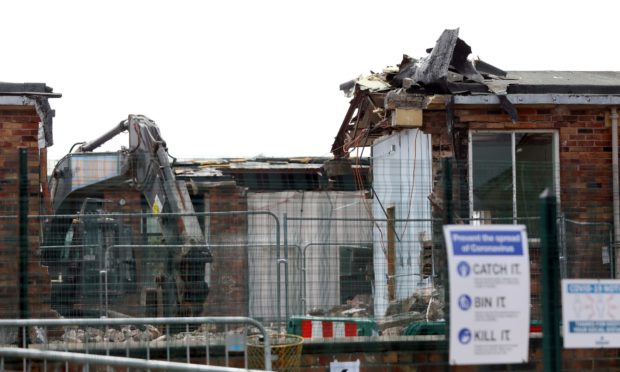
[5,335,619,371]
[455,106,611,222]
[419,104,615,318]
[203,186,249,316]
[294,338,620,371]
[0,104,55,319]
[175,336,619,371]
[464,106,609,280]
[422,105,613,215]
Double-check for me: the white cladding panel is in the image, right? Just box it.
[372,129,433,319]
[247,191,372,320]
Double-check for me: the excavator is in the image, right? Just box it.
[43,115,212,318]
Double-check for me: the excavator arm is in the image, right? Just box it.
[122,115,213,315]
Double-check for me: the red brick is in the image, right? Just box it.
[383,351,398,364]
[0,104,54,319]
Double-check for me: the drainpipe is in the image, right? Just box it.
[612,107,619,277]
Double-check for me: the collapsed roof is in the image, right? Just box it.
[332,28,620,157]
[172,157,371,192]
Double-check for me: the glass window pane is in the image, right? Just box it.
[472,133,513,224]
[515,133,554,233]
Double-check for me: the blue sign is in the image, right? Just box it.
[567,283,620,294]
[444,225,530,365]
[450,231,523,256]
[569,321,620,333]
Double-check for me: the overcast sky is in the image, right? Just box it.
[3,1,620,162]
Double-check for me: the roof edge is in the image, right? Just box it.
[0,91,61,98]
[454,94,620,105]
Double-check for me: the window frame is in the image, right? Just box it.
[468,129,560,224]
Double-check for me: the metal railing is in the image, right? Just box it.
[0,347,265,371]
[0,316,271,371]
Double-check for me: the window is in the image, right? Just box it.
[339,245,373,303]
[469,131,558,233]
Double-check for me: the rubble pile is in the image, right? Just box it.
[307,288,445,336]
[380,288,445,335]
[42,323,264,346]
[307,294,373,318]
[59,325,163,344]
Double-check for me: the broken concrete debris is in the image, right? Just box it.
[60,325,162,344]
[50,324,261,346]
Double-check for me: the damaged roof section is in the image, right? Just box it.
[332,28,620,157]
[173,157,371,192]
[339,28,508,99]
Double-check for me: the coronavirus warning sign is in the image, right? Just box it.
[444,225,530,365]
[562,279,620,348]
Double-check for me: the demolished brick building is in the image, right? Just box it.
[333,28,620,319]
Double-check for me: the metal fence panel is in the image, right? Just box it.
[0,316,271,371]
[0,347,265,372]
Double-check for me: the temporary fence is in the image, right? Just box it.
[0,347,264,372]
[0,316,271,371]
[0,149,618,370]
[36,210,281,322]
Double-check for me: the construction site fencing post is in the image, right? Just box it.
[558,214,567,280]
[539,190,561,372]
[18,149,28,327]
[281,213,288,325]
[442,157,452,369]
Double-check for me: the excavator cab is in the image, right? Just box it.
[47,198,136,317]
